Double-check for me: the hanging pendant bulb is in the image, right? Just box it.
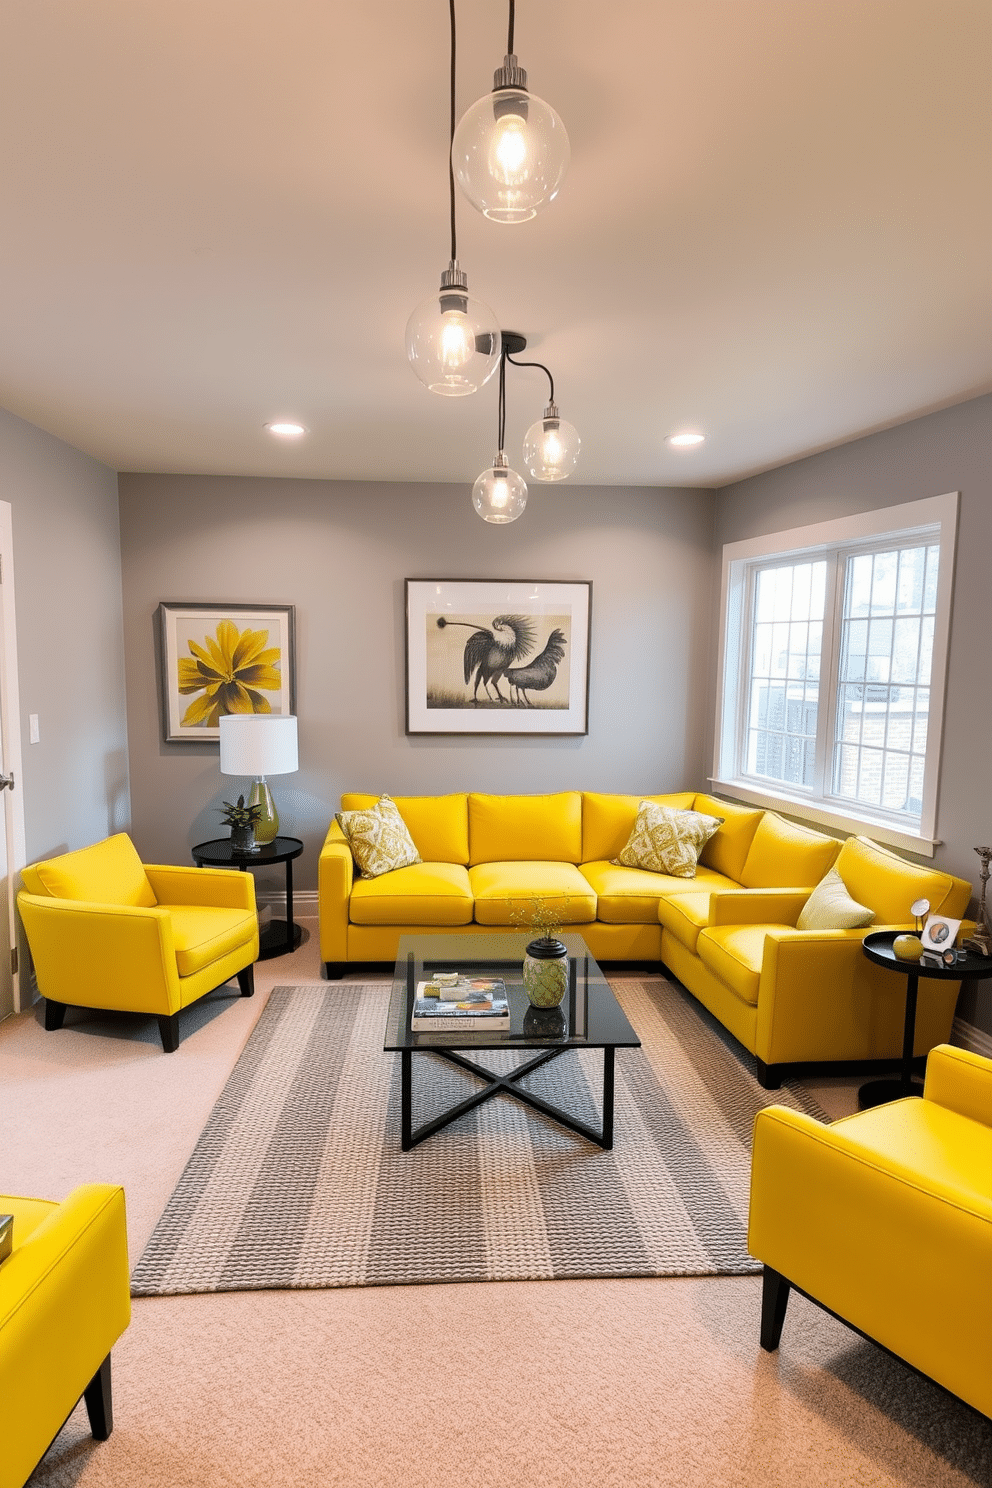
[453,54,569,224]
[406,261,502,396]
[523,401,581,481]
[473,451,528,523]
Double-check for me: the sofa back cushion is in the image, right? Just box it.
[693,795,764,882]
[739,812,840,889]
[28,833,157,906]
[339,793,469,865]
[469,792,583,865]
[581,791,696,864]
[834,836,970,923]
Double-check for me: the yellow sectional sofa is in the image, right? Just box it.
[659,832,972,1087]
[320,790,975,1084]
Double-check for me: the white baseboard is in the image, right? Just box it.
[256,889,318,918]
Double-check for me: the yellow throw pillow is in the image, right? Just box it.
[614,801,724,878]
[797,865,874,931]
[335,795,422,879]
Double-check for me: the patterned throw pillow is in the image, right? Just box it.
[797,865,873,931]
[613,801,724,878]
[335,794,422,878]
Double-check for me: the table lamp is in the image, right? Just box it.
[219,714,299,846]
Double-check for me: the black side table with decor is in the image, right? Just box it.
[192,836,304,961]
[859,930,992,1107]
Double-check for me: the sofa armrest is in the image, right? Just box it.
[18,894,181,1014]
[0,1185,131,1488]
[709,889,812,927]
[145,864,257,911]
[925,1044,992,1128]
[319,823,355,963]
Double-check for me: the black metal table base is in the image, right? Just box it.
[258,919,304,961]
[858,1076,924,1108]
[400,1045,616,1151]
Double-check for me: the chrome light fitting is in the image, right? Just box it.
[452,0,569,223]
[406,0,501,395]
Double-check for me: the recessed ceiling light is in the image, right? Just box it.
[667,432,705,448]
[265,421,307,438]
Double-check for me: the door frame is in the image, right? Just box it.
[0,502,27,1012]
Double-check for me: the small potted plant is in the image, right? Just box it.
[220,795,263,855]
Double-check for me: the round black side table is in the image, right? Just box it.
[191,836,304,961]
[859,930,992,1108]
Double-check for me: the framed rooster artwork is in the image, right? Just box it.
[405,579,592,735]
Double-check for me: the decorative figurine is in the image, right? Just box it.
[963,846,992,958]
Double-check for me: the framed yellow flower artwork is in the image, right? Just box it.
[157,602,296,743]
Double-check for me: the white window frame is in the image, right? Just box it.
[712,492,959,857]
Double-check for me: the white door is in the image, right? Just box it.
[0,503,26,1019]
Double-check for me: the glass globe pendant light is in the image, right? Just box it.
[506,347,581,481]
[473,345,528,523]
[406,0,501,395]
[406,262,500,396]
[452,2,569,224]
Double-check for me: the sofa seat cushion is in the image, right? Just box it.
[168,905,259,977]
[656,891,715,951]
[349,863,474,927]
[470,862,597,925]
[696,925,769,1006]
[582,862,736,925]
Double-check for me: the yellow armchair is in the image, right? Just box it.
[18,833,259,1051]
[0,1184,130,1488]
[748,1045,992,1418]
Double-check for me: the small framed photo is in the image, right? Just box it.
[158,602,296,744]
[405,578,592,735]
[921,914,961,952]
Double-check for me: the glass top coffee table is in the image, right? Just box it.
[384,932,641,1151]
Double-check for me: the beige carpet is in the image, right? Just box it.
[2,928,990,1487]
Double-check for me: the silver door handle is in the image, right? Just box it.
[0,773,14,791]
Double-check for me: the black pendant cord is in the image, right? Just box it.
[448,0,458,263]
[498,350,508,452]
[507,0,515,55]
[505,351,555,405]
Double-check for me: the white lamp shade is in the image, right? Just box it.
[219,714,299,776]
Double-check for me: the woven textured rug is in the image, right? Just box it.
[131,979,825,1295]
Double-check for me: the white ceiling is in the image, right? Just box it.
[0,1,989,489]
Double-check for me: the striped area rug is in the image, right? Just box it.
[130,979,825,1295]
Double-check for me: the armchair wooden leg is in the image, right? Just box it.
[324,962,345,980]
[83,1353,114,1440]
[236,964,255,998]
[759,1265,791,1351]
[158,1013,181,1053]
[44,998,67,1031]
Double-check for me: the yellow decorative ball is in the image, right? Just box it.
[892,934,924,961]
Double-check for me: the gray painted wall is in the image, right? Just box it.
[117,475,717,895]
[0,408,129,863]
[714,392,992,1029]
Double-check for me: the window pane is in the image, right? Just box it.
[831,543,937,824]
[745,560,825,788]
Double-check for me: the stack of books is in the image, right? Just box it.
[411,974,511,1030]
